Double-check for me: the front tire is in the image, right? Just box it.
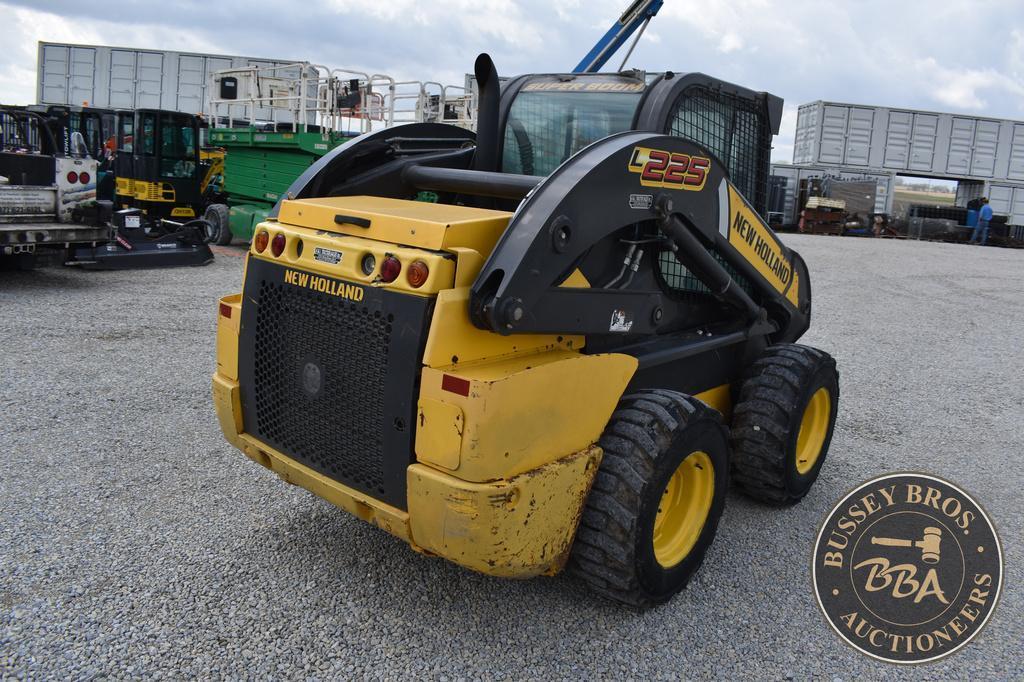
[204,203,232,245]
[730,344,839,504]
[571,390,729,608]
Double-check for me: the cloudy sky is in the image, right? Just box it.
[1,0,1022,162]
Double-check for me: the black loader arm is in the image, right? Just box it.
[468,132,811,342]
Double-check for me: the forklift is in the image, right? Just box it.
[213,55,840,607]
[71,108,214,269]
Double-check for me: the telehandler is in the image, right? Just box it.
[213,55,839,606]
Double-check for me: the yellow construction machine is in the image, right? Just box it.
[213,56,839,606]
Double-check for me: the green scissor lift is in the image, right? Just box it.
[204,126,354,244]
[202,62,473,245]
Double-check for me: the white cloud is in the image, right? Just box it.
[912,57,1024,110]
[718,32,743,53]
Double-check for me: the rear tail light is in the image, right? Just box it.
[380,255,401,283]
[219,302,232,318]
[271,233,286,257]
[254,230,269,253]
[66,171,78,184]
[407,260,429,288]
[79,171,90,185]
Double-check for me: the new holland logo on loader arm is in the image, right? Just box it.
[212,55,840,607]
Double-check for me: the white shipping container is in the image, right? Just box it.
[986,183,1024,226]
[792,100,1023,184]
[36,41,300,119]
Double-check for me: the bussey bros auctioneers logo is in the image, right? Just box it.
[812,473,1002,664]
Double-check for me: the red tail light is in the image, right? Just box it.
[271,233,286,257]
[407,260,429,288]
[254,230,269,253]
[219,302,232,318]
[66,171,78,184]
[380,255,401,283]
[79,171,90,185]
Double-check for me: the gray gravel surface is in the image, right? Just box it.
[1,236,1021,680]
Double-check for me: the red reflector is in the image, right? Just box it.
[441,374,471,397]
[380,255,401,283]
[271,233,286,257]
[66,171,78,184]
[219,302,232,318]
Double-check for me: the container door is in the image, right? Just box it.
[40,45,70,104]
[844,107,873,166]
[970,120,999,177]
[68,47,97,106]
[946,117,975,175]
[108,50,137,109]
[883,111,911,169]
[909,114,938,172]
[793,105,819,164]
[177,55,205,114]
[1008,187,1024,226]
[987,184,1012,216]
[818,105,848,164]
[1008,124,1024,181]
[136,52,164,109]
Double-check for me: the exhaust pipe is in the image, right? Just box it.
[472,53,500,174]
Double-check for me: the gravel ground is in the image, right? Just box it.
[1,236,1021,680]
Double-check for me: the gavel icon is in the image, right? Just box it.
[871,527,942,564]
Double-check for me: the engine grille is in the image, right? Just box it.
[238,258,432,509]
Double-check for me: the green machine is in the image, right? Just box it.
[202,62,469,244]
[203,125,355,244]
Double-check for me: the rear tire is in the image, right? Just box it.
[730,344,839,505]
[570,390,729,608]
[204,203,232,245]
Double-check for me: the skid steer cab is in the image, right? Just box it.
[213,55,839,607]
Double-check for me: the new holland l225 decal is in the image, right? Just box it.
[627,146,710,190]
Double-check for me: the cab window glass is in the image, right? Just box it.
[119,117,134,153]
[159,113,196,179]
[140,113,156,155]
[502,87,641,176]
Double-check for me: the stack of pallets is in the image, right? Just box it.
[800,197,846,235]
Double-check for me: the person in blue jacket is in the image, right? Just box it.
[970,198,993,245]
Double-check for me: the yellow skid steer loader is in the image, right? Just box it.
[213,55,839,607]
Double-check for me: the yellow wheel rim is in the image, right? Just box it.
[653,451,715,568]
[795,387,831,475]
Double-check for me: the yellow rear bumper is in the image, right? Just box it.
[212,372,601,577]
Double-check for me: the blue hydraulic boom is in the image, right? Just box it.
[573,0,665,73]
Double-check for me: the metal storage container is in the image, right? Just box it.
[793,100,1024,184]
[36,42,299,117]
[769,163,895,225]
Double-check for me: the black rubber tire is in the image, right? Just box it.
[730,344,839,505]
[570,390,729,608]
[204,203,232,245]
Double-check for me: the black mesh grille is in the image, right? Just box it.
[238,258,432,509]
[657,248,755,297]
[252,279,393,494]
[667,85,771,217]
